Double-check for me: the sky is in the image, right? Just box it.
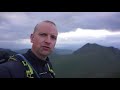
[0,12,120,51]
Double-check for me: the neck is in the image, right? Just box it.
[38,55,47,61]
[31,49,47,60]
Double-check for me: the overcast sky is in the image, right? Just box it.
[0,12,120,50]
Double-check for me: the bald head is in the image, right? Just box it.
[30,20,58,60]
[33,20,57,34]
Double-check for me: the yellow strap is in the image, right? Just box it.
[8,55,34,78]
[22,61,34,78]
[8,55,17,61]
[47,63,55,75]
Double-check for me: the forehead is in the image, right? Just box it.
[36,22,58,35]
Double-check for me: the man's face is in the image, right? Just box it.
[31,22,58,57]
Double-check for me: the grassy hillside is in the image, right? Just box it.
[1,43,120,78]
[50,43,120,78]
[0,48,16,59]
[0,48,17,63]
[50,54,120,78]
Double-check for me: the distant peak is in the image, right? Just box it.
[82,43,103,48]
[73,43,106,54]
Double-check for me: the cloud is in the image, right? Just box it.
[0,12,120,50]
[0,39,31,50]
[56,28,120,50]
[0,12,31,26]
[1,28,120,50]
[58,12,120,32]
[15,39,31,45]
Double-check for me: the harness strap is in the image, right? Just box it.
[16,54,40,78]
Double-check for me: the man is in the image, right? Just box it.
[0,20,58,78]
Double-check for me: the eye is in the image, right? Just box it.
[39,33,47,37]
[51,35,57,40]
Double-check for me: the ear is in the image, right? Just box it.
[30,34,34,43]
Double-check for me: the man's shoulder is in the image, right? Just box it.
[1,58,21,68]
[1,55,24,69]
[0,56,26,78]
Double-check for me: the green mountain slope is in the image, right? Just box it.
[50,43,120,78]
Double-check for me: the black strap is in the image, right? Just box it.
[16,54,40,78]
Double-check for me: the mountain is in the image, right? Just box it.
[1,43,120,78]
[0,48,17,60]
[50,43,120,78]
[54,48,73,55]
[15,49,29,54]
[14,48,73,55]
[0,48,17,55]
[73,43,120,59]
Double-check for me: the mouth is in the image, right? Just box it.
[42,46,50,50]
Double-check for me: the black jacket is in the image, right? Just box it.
[0,49,55,78]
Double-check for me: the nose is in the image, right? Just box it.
[44,36,51,44]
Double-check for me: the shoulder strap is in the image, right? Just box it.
[16,54,40,78]
[0,59,6,64]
